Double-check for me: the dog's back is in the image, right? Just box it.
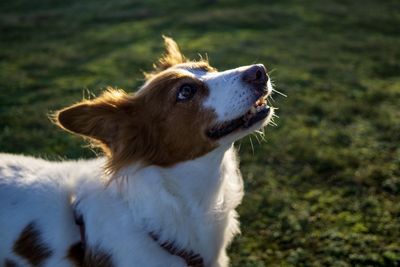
[0,154,102,266]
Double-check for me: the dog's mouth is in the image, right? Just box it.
[207,96,271,140]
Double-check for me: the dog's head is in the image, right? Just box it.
[56,37,274,172]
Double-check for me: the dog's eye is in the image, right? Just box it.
[177,84,197,102]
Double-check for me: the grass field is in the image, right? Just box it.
[1,0,400,266]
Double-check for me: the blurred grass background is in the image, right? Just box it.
[1,0,399,266]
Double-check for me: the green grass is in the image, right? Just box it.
[1,0,400,266]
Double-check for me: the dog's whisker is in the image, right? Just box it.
[256,128,268,142]
[269,121,278,127]
[272,89,287,97]
[255,129,264,136]
[249,136,255,154]
[253,133,262,145]
[237,141,242,152]
[268,95,276,103]
[260,132,267,142]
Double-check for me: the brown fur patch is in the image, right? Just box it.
[56,69,218,174]
[66,243,114,267]
[13,222,52,266]
[150,233,204,267]
[144,36,216,79]
[151,35,186,74]
[56,88,129,153]
[84,248,114,267]
[66,242,84,266]
[4,259,19,267]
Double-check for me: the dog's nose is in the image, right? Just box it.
[242,64,268,85]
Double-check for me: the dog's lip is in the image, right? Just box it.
[206,96,270,140]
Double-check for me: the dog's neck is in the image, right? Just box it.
[161,144,232,207]
[110,144,233,209]
[102,143,241,265]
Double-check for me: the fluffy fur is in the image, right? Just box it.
[0,36,274,267]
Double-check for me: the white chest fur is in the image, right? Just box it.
[106,145,244,266]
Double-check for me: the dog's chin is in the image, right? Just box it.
[220,110,273,145]
[206,97,274,144]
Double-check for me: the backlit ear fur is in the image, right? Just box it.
[145,36,186,78]
[55,88,167,174]
[55,89,132,155]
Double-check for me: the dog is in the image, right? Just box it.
[0,36,275,267]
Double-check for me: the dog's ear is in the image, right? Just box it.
[152,36,186,73]
[55,89,131,148]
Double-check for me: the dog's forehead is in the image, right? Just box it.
[172,62,217,78]
[140,62,246,94]
[175,64,246,84]
[177,67,209,79]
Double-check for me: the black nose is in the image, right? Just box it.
[242,64,268,85]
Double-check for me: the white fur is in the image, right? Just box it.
[187,65,273,123]
[0,155,101,267]
[0,64,272,267]
[0,146,242,267]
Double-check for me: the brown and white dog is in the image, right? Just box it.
[0,37,275,267]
